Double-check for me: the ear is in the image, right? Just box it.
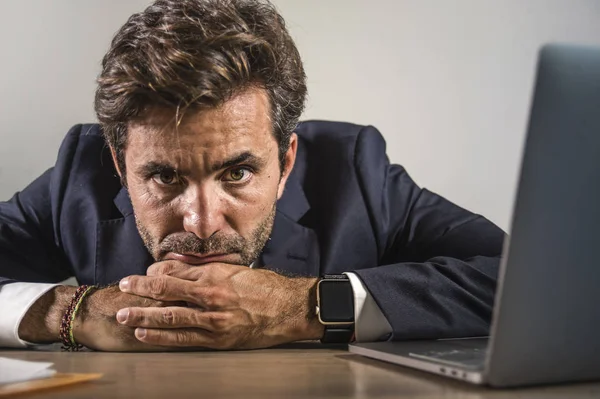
[277,133,298,200]
[108,145,124,180]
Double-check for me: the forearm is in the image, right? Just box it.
[18,285,77,343]
[354,255,500,340]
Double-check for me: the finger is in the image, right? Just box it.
[135,327,217,348]
[118,307,235,332]
[120,275,198,302]
[147,261,194,277]
[117,306,211,329]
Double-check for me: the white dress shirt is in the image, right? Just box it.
[0,273,391,347]
[0,283,59,347]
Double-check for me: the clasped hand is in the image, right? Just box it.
[116,261,322,350]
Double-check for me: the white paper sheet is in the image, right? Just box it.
[0,357,56,385]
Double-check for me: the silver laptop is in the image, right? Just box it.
[349,44,600,388]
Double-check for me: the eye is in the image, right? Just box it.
[223,167,252,183]
[152,169,179,186]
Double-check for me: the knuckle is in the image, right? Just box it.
[203,287,226,308]
[207,313,231,332]
[175,330,190,346]
[136,311,148,325]
[199,288,215,308]
[162,261,178,273]
[150,276,167,296]
[162,309,176,326]
[164,260,185,274]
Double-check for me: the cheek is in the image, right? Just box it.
[223,176,278,229]
[128,179,180,235]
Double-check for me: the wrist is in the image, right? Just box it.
[292,277,324,341]
[71,286,102,347]
[58,285,98,350]
[18,285,77,343]
[49,286,79,338]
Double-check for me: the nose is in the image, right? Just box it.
[181,184,225,239]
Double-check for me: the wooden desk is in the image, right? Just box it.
[2,343,600,398]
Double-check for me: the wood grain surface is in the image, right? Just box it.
[1,343,599,398]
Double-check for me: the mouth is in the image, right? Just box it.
[163,252,234,265]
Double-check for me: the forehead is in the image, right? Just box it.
[126,88,275,161]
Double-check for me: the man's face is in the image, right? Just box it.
[119,87,297,266]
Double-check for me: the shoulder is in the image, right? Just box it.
[55,123,117,178]
[291,121,392,210]
[53,124,122,219]
[295,120,384,144]
[54,124,109,167]
[294,120,388,170]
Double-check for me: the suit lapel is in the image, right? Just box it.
[259,147,321,277]
[95,188,153,285]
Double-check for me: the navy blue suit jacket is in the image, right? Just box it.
[0,121,505,340]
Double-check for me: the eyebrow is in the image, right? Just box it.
[136,161,176,177]
[135,152,263,177]
[210,151,262,173]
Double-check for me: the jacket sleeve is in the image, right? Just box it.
[0,125,83,286]
[352,126,506,341]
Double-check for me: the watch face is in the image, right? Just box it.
[318,280,354,323]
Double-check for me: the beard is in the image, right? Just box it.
[135,203,276,267]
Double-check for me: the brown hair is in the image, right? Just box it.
[95,0,306,175]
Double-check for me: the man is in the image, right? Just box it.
[0,0,504,351]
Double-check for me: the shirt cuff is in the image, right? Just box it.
[344,272,392,342]
[0,282,59,348]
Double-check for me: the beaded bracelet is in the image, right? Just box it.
[59,285,97,351]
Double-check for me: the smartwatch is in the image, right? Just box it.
[316,274,355,343]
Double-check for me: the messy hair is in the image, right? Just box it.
[95,0,306,175]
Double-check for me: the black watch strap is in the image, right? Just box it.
[321,325,355,344]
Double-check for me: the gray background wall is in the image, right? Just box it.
[1,0,599,231]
